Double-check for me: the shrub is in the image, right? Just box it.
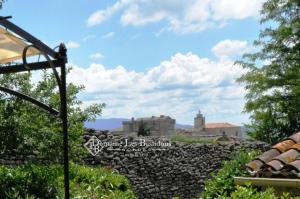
[201,150,260,199]
[0,163,136,199]
[219,184,299,199]
[62,163,136,198]
[219,184,277,199]
[0,164,60,198]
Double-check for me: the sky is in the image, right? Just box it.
[1,0,266,125]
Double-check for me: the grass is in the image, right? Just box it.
[171,134,216,144]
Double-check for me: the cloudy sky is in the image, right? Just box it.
[1,0,266,125]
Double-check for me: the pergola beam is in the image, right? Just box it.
[0,59,64,74]
[0,16,58,59]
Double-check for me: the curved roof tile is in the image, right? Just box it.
[246,131,300,177]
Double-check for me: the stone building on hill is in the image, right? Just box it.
[205,123,241,137]
[122,115,176,136]
[194,111,205,131]
[192,110,242,137]
[121,110,241,138]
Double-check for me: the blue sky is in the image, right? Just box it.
[1,0,266,125]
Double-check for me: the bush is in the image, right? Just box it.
[219,184,299,199]
[0,163,136,199]
[0,164,59,198]
[201,150,260,199]
[63,163,136,198]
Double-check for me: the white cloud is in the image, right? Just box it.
[102,32,115,39]
[121,4,167,26]
[87,0,129,27]
[89,53,104,59]
[87,11,108,27]
[87,0,265,33]
[211,0,264,20]
[68,51,247,124]
[83,35,96,42]
[66,41,80,49]
[211,39,249,58]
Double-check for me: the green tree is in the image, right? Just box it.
[0,69,105,162]
[237,0,300,143]
[0,0,6,8]
[137,120,151,136]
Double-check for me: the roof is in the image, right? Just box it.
[205,122,239,128]
[246,132,300,178]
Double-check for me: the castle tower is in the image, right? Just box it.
[194,110,205,130]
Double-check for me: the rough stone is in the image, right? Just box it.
[83,132,269,199]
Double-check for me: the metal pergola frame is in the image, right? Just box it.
[0,16,70,199]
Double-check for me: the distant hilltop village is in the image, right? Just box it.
[122,115,175,136]
[120,110,241,137]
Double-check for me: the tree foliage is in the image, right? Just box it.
[237,0,300,143]
[0,163,136,198]
[0,0,6,9]
[137,120,151,136]
[0,69,105,162]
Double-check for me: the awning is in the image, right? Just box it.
[0,27,40,63]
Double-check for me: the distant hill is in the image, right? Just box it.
[85,118,129,130]
[175,123,193,129]
[84,118,193,130]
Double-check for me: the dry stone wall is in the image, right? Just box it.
[83,131,269,199]
[0,130,269,199]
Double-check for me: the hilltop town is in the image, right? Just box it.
[109,110,242,138]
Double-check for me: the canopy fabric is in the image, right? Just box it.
[0,27,40,64]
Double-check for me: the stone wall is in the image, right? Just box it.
[83,131,269,199]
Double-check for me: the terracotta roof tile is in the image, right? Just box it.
[274,149,300,164]
[291,144,300,152]
[246,159,264,172]
[272,140,295,153]
[289,132,300,143]
[246,131,300,177]
[284,160,300,172]
[266,159,285,171]
[256,149,280,163]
